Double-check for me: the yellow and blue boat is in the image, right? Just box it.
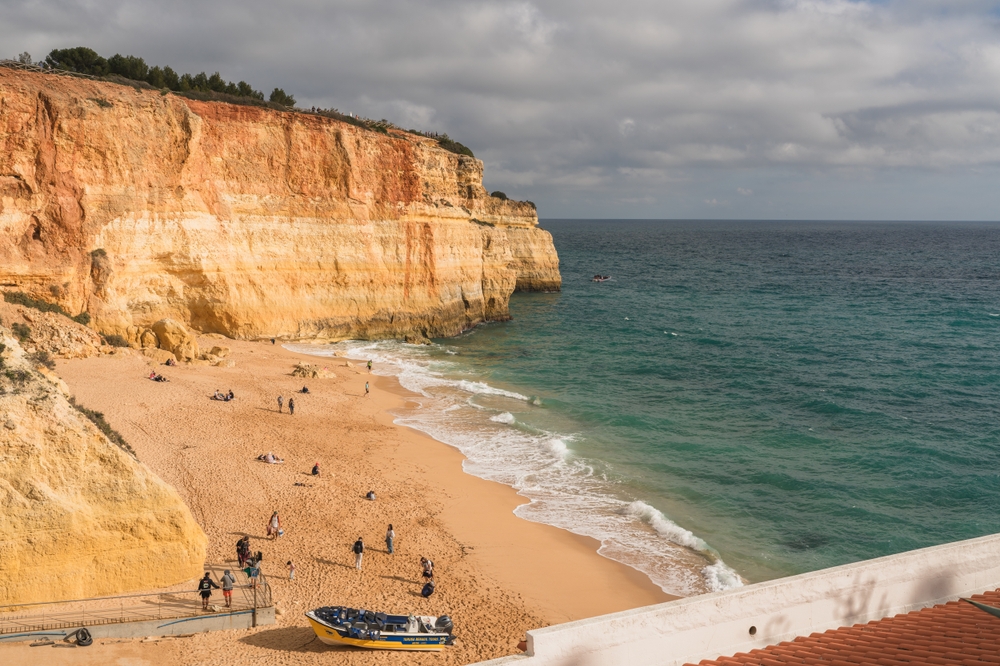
[305,606,454,651]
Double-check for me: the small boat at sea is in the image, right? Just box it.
[592,274,611,282]
[305,606,454,651]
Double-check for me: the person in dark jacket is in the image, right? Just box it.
[353,537,365,570]
[198,572,220,610]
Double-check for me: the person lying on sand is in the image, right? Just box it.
[149,372,168,382]
[256,452,284,464]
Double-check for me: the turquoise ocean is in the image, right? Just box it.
[291,220,1000,597]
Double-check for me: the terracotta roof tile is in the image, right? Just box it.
[687,590,1000,666]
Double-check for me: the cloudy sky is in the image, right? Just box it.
[4,0,1000,219]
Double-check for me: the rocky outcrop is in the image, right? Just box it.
[292,362,336,379]
[0,302,103,359]
[0,68,561,342]
[0,328,207,604]
[151,318,199,361]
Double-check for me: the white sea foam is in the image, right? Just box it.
[625,501,709,551]
[287,340,744,596]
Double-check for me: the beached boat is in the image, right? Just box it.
[305,606,454,651]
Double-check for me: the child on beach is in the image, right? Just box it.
[288,397,295,415]
[365,381,369,396]
[311,462,320,476]
[421,557,434,579]
[277,395,283,412]
[386,524,395,554]
[287,560,296,580]
[367,360,372,373]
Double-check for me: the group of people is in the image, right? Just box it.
[236,537,262,588]
[276,395,295,414]
[197,570,236,610]
[212,389,235,401]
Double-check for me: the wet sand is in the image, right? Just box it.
[1,338,670,665]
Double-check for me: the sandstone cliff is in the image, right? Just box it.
[0,68,561,341]
[0,327,207,604]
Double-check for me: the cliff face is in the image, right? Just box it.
[0,329,206,604]
[0,68,560,341]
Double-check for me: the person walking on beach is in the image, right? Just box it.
[221,570,235,608]
[288,397,295,415]
[287,560,296,580]
[277,395,283,413]
[365,381,369,397]
[267,511,281,539]
[198,572,220,610]
[367,359,372,373]
[353,537,365,570]
[385,524,395,554]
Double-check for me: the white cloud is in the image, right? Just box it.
[4,0,1000,218]
[738,188,753,196]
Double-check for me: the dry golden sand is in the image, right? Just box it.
[2,339,671,665]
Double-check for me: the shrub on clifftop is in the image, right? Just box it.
[269,88,296,108]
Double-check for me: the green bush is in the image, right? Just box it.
[31,351,56,370]
[4,369,31,385]
[90,248,107,258]
[72,312,92,326]
[102,334,129,348]
[491,191,508,200]
[3,291,69,317]
[269,88,296,108]
[45,47,109,75]
[437,134,475,158]
[69,397,136,458]
[11,322,30,343]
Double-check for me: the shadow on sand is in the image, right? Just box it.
[238,626,344,653]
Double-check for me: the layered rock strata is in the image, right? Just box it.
[0,329,207,605]
[0,68,561,341]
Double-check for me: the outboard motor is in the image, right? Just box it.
[435,615,454,634]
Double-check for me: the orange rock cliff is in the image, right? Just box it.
[0,67,561,341]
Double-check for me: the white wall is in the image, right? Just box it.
[476,532,1000,666]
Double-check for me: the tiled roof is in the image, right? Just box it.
[689,589,1000,666]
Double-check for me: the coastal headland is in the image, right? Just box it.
[0,338,670,664]
[0,66,560,342]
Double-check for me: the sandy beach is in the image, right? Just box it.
[1,338,670,665]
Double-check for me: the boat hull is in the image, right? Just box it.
[306,616,450,651]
